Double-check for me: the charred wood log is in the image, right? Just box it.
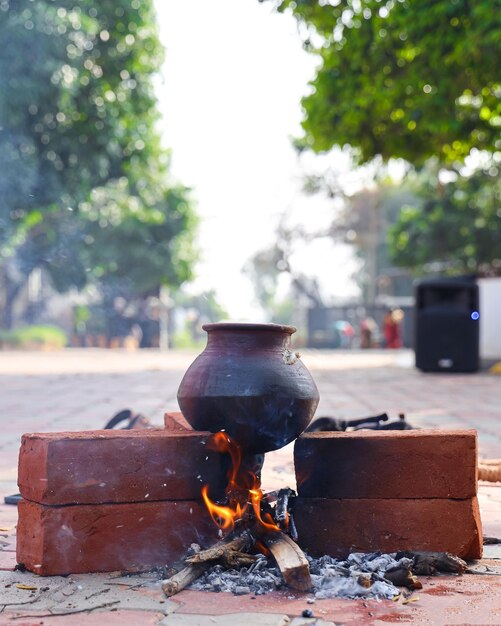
[185,531,255,567]
[384,565,423,590]
[274,488,299,540]
[395,551,467,576]
[162,531,254,597]
[162,562,210,597]
[275,488,295,531]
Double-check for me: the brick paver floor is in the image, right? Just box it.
[0,348,500,625]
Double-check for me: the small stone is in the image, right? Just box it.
[233,585,250,595]
[302,609,314,617]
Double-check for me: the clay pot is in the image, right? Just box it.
[177,322,319,453]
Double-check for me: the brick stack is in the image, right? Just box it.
[16,415,482,576]
[16,427,225,575]
[292,429,482,560]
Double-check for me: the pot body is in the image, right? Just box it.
[177,322,319,453]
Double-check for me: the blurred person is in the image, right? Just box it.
[383,308,404,349]
[335,320,355,348]
[360,316,378,349]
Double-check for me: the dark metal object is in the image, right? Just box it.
[483,536,501,545]
[377,413,414,430]
[3,493,22,505]
[177,323,320,454]
[103,409,152,430]
[306,413,389,432]
[306,412,414,432]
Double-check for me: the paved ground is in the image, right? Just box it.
[0,348,500,625]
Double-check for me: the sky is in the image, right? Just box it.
[153,0,360,319]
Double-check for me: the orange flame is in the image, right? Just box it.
[202,431,280,535]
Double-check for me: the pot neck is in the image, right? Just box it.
[204,327,294,352]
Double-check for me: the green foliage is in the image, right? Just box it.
[0,0,163,205]
[66,180,197,295]
[171,289,229,348]
[0,0,197,325]
[267,0,501,164]
[244,222,324,320]
[389,164,501,274]
[0,325,67,349]
[170,328,205,350]
[268,297,296,326]
[332,181,415,299]
[172,290,229,324]
[244,246,286,315]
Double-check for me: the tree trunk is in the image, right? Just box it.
[0,264,23,330]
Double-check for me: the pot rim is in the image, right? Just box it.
[202,322,296,334]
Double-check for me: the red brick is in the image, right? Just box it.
[291,496,482,560]
[164,411,192,431]
[16,498,219,576]
[18,430,226,505]
[295,429,477,499]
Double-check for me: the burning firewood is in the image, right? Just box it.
[162,526,314,596]
[162,431,310,597]
[185,530,255,567]
[274,488,293,528]
[162,531,255,597]
[274,487,299,541]
[262,530,312,592]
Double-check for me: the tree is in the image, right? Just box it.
[0,0,196,327]
[389,163,501,275]
[266,0,501,165]
[263,0,501,284]
[171,289,229,347]
[329,183,416,302]
[244,219,326,324]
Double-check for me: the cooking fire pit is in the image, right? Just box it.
[15,322,482,601]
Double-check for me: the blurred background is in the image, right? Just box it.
[0,0,500,362]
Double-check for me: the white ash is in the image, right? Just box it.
[189,552,413,599]
[190,555,282,595]
[309,553,412,599]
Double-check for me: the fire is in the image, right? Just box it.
[201,431,280,534]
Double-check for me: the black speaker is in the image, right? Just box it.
[414,279,479,373]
